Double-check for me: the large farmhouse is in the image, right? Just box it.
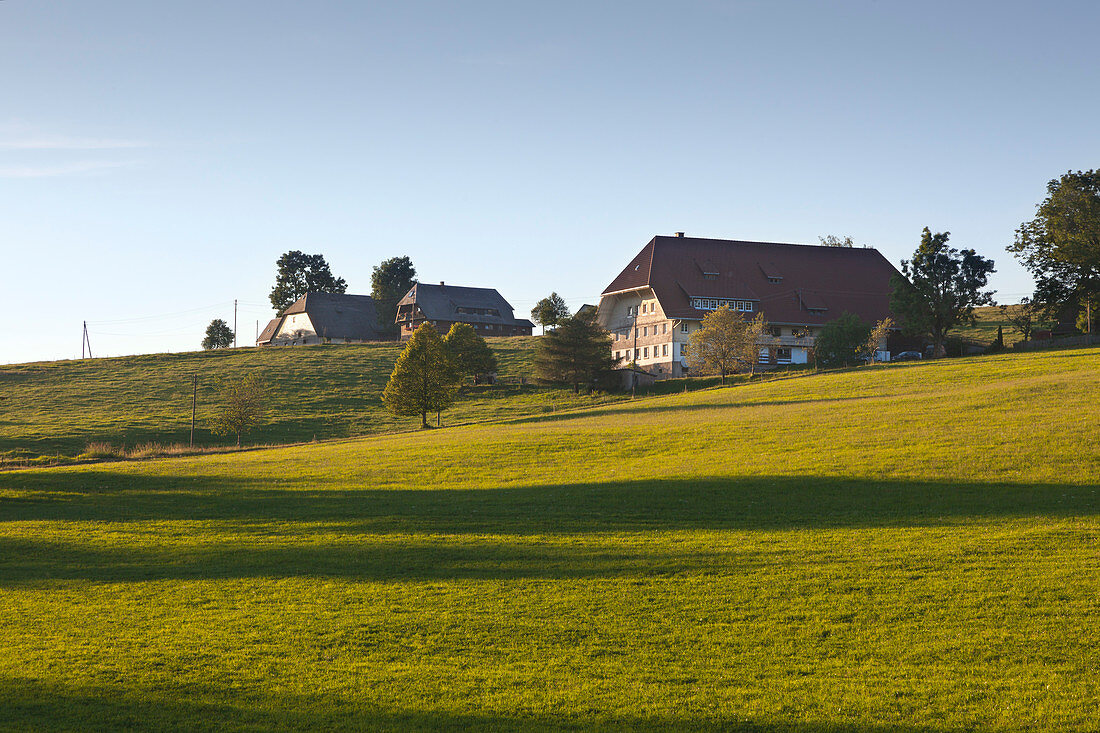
[257,293,384,346]
[597,233,902,378]
[396,282,534,340]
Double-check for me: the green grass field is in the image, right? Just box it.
[2,346,1098,730]
[0,337,631,461]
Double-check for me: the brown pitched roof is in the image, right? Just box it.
[257,317,283,344]
[603,235,903,325]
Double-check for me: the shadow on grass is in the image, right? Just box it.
[1,471,1097,585]
[506,395,876,426]
[0,677,966,732]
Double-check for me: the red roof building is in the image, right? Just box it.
[597,233,903,377]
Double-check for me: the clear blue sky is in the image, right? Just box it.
[3,1,1097,363]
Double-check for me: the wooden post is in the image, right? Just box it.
[190,375,198,448]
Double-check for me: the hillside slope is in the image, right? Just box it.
[1,336,625,458]
[2,347,1099,729]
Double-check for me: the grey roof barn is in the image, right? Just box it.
[257,293,384,346]
[396,282,534,340]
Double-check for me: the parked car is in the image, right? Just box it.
[892,351,923,361]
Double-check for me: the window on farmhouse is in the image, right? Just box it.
[662,323,667,334]
[662,344,668,356]
[681,322,689,332]
[643,347,649,358]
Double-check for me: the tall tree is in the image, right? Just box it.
[202,319,234,350]
[683,307,767,382]
[209,373,267,447]
[534,310,615,393]
[269,251,347,314]
[814,312,872,367]
[1008,170,1100,334]
[891,228,996,358]
[371,256,417,339]
[530,292,571,335]
[443,323,498,384]
[382,323,459,428]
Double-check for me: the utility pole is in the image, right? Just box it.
[82,321,92,359]
[255,320,259,344]
[233,299,238,348]
[190,374,198,448]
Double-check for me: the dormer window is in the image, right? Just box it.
[760,262,783,283]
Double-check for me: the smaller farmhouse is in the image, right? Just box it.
[257,293,384,346]
[395,282,534,340]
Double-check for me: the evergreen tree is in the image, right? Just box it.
[269,251,347,314]
[534,310,615,393]
[202,319,234,350]
[382,323,459,428]
[443,323,498,384]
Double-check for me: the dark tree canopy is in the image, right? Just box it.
[202,319,234,350]
[382,323,459,428]
[891,228,996,358]
[814,312,871,368]
[1008,170,1100,334]
[443,323,498,384]
[371,256,417,339]
[534,310,615,393]
[269,251,347,314]
[530,292,571,335]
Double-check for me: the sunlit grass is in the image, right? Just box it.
[1,346,1098,730]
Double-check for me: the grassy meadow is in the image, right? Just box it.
[0,337,627,460]
[1,346,1099,730]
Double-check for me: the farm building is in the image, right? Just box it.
[395,282,534,340]
[257,293,384,346]
[597,233,902,378]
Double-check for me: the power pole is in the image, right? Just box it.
[233,299,238,348]
[190,374,198,448]
[255,320,259,344]
[82,321,93,359]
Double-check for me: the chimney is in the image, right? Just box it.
[674,231,685,237]
[439,281,445,286]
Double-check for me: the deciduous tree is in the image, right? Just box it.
[371,256,417,339]
[209,373,267,447]
[269,251,347,314]
[443,323,498,384]
[683,307,767,382]
[815,312,871,368]
[819,234,856,248]
[861,317,895,364]
[1002,299,1044,343]
[202,319,234,350]
[891,228,996,358]
[1008,170,1100,334]
[534,310,615,393]
[382,323,459,428]
[530,293,571,335]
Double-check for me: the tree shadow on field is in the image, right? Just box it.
[507,395,876,426]
[0,676,966,732]
[0,470,1097,585]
